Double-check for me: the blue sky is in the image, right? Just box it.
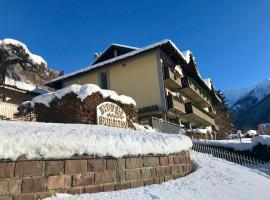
[1,0,269,90]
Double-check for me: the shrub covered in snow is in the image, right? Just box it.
[20,84,138,126]
[245,130,258,138]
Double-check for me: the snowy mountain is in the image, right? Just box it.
[223,86,254,107]
[224,78,270,129]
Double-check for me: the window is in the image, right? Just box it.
[100,72,108,89]
[0,94,6,102]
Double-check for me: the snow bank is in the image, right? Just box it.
[31,84,136,107]
[0,38,47,67]
[133,123,156,133]
[196,138,252,151]
[251,135,270,147]
[189,127,212,134]
[197,135,270,151]
[245,130,258,137]
[44,151,270,200]
[0,121,192,161]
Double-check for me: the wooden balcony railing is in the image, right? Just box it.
[166,95,186,114]
[163,67,182,90]
[184,102,216,126]
[181,76,212,107]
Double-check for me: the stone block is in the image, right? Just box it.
[155,167,165,177]
[13,194,35,200]
[159,156,169,166]
[87,159,106,172]
[107,159,117,171]
[65,160,87,174]
[153,177,160,184]
[164,166,171,175]
[22,177,46,193]
[72,173,94,187]
[143,178,153,186]
[95,170,116,184]
[103,183,115,192]
[173,156,181,164]
[143,157,159,167]
[0,179,21,196]
[66,187,84,195]
[0,197,13,200]
[130,180,144,188]
[125,169,141,181]
[46,161,64,175]
[15,161,45,177]
[125,157,143,169]
[168,155,174,165]
[115,182,130,191]
[171,165,180,175]
[150,168,156,177]
[164,175,173,181]
[0,163,14,178]
[85,185,103,193]
[47,175,71,190]
[116,158,125,182]
[141,168,151,179]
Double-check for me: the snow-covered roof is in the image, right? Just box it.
[182,50,192,63]
[3,76,47,94]
[203,78,212,90]
[0,38,47,67]
[110,43,139,50]
[46,39,190,85]
[31,84,136,107]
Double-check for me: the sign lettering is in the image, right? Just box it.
[97,102,128,128]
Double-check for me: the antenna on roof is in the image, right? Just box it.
[93,52,102,62]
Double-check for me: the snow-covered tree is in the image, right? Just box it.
[0,38,60,86]
[215,90,236,138]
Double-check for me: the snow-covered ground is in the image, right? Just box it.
[196,138,252,151]
[0,121,192,160]
[45,151,270,200]
[196,135,270,151]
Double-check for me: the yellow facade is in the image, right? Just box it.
[63,51,162,109]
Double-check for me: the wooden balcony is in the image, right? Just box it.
[180,77,212,107]
[163,67,182,90]
[166,95,185,114]
[0,102,18,119]
[184,102,216,126]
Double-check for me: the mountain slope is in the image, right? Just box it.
[224,78,270,130]
[235,92,270,129]
[223,86,254,107]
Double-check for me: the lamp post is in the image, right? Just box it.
[237,130,242,143]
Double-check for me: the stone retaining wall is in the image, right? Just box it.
[0,151,192,200]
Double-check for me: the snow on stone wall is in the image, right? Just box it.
[0,121,192,161]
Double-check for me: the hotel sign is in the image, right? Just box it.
[97,102,129,128]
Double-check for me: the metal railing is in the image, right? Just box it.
[192,141,270,175]
[0,102,18,119]
[152,117,184,134]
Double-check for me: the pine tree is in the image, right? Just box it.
[214,90,235,139]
